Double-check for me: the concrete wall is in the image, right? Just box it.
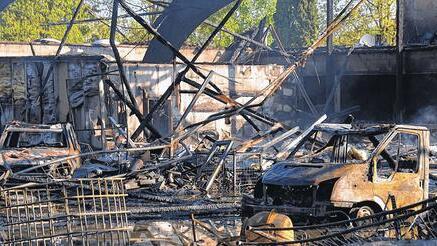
[0,42,223,63]
[258,46,437,124]
[107,63,285,139]
[0,55,286,147]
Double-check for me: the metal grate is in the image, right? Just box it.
[0,178,130,245]
[69,178,130,245]
[0,184,66,245]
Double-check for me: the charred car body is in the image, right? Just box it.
[242,123,430,221]
[0,122,81,178]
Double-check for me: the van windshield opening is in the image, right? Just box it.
[288,130,387,164]
[3,131,67,148]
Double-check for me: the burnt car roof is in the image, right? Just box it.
[313,124,428,135]
[4,122,65,132]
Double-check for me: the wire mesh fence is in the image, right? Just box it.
[193,149,263,198]
[0,178,130,245]
[232,152,263,195]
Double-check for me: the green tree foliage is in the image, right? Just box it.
[273,0,319,48]
[322,0,396,46]
[0,0,110,43]
[0,0,397,48]
[186,0,277,48]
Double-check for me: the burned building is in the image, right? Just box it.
[1,0,437,245]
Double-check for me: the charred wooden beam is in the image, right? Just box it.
[56,0,85,56]
[270,25,292,63]
[240,112,261,133]
[104,79,162,139]
[193,0,242,64]
[118,0,222,93]
[175,72,214,131]
[110,0,139,110]
[182,77,282,128]
[127,0,243,140]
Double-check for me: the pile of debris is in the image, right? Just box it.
[3,0,437,245]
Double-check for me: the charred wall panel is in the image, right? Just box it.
[11,63,26,122]
[25,62,43,123]
[0,62,13,124]
[67,61,105,149]
[341,75,396,121]
[0,56,105,149]
[404,75,437,124]
[41,61,56,124]
[403,0,437,45]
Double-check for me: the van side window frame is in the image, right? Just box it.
[372,130,421,182]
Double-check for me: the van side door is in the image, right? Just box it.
[371,129,425,209]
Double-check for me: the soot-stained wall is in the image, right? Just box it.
[340,75,396,122]
[404,75,437,124]
[403,0,437,45]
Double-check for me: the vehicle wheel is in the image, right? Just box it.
[350,206,377,238]
[355,206,374,219]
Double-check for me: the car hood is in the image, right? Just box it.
[262,161,352,186]
[0,148,69,166]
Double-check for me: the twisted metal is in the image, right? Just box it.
[242,196,437,245]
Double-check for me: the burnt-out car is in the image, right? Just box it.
[242,124,430,221]
[0,122,81,178]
